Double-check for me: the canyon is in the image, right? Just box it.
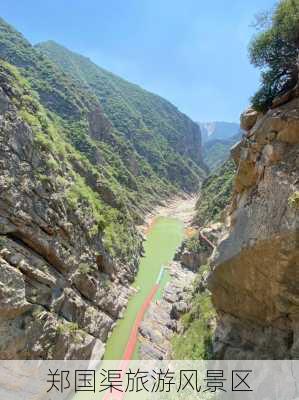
[0,0,299,363]
[0,18,206,360]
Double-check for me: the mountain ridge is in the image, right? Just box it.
[36,40,207,181]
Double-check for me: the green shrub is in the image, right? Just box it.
[195,159,235,226]
[45,154,59,171]
[185,236,206,254]
[78,263,92,274]
[36,174,51,184]
[288,191,299,209]
[66,172,106,233]
[249,0,299,111]
[57,321,79,335]
[0,235,7,249]
[172,265,215,359]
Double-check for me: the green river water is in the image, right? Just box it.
[104,216,184,360]
[73,216,184,400]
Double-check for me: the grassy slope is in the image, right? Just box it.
[36,40,207,192]
[203,132,241,171]
[194,159,236,226]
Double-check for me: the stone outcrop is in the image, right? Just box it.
[138,261,195,359]
[209,94,299,359]
[175,225,221,271]
[0,63,140,359]
[240,107,261,131]
[174,241,206,272]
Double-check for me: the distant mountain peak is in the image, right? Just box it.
[199,121,243,171]
[198,121,241,143]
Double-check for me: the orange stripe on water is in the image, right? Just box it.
[103,283,159,400]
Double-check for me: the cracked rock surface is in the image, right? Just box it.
[0,64,138,360]
[209,94,299,359]
[138,261,195,359]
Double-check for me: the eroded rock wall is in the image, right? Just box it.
[209,95,299,359]
[0,64,140,359]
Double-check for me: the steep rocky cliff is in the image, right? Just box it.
[209,92,299,359]
[0,62,141,359]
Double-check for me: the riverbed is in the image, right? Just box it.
[103,216,184,360]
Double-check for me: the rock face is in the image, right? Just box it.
[240,108,261,131]
[175,226,219,271]
[0,63,139,359]
[138,262,195,359]
[209,95,299,359]
[174,241,206,272]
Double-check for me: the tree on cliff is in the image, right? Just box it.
[250,0,299,111]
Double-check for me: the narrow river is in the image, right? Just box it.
[104,216,184,360]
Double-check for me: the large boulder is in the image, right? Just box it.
[240,108,261,131]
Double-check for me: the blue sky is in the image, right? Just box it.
[2,0,275,122]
